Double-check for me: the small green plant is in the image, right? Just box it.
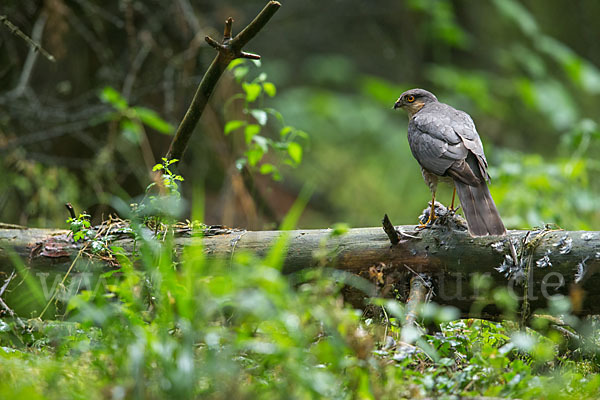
[65,212,114,255]
[148,157,184,198]
[225,59,308,180]
[130,158,185,234]
[66,212,92,242]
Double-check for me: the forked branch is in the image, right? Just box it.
[166,1,281,162]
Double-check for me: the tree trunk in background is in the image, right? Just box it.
[1,224,599,317]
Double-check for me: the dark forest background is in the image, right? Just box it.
[2,0,599,231]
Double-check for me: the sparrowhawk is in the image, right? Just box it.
[394,88,505,237]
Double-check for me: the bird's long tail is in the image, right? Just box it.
[454,180,506,236]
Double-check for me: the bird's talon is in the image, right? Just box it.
[447,205,461,215]
[417,214,436,229]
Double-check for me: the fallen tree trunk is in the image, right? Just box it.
[1,221,599,317]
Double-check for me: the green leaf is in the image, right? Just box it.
[330,222,350,237]
[224,120,246,135]
[260,163,276,175]
[244,124,261,144]
[100,86,127,110]
[120,119,141,144]
[295,130,309,140]
[246,146,264,166]
[250,110,268,126]
[263,82,276,97]
[233,66,249,82]
[287,142,303,164]
[492,0,538,36]
[280,126,293,137]
[264,107,284,124]
[133,107,174,134]
[227,58,246,71]
[242,82,262,102]
[383,300,405,319]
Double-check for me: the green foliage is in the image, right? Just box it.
[148,158,184,198]
[1,212,374,398]
[3,1,600,397]
[134,158,186,232]
[490,116,600,229]
[66,212,91,242]
[4,185,600,398]
[406,0,469,48]
[225,59,309,180]
[100,87,174,139]
[4,234,600,398]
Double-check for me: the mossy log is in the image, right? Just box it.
[1,221,599,317]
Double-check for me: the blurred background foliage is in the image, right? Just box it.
[3,2,600,398]
[1,0,599,230]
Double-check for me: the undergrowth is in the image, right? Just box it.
[2,207,600,399]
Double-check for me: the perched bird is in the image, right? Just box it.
[394,88,505,237]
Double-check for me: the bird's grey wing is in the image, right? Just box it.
[412,106,462,145]
[408,115,469,176]
[449,109,490,180]
[411,108,483,185]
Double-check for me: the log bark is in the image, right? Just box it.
[1,222,599,317]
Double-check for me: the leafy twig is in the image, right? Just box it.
[166,1,282,162]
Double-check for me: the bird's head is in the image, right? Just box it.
[393,88,438,117]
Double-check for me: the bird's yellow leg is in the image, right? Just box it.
[418,191,436,228]
[428,191,436,223]
[449,187,456,212]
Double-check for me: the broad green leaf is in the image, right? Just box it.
[134,107,174,134]
[244,124,261,144]
[492,0,538,35]
[263,82,276,97]
[330,222,350,237]
[242,82,262,102]
[120,119,141,144]
[265,107,284,123]
[100,86,127,110]
[233,66,249,82]
[287,141,303,164]
[260,163,276,174]
[295,130,309,140]
[246,146,264,166]
[224,120,246,135]
[383,300,405,319]
[227,58,246,71]
[250,109,268,125]
[280,126,293,137]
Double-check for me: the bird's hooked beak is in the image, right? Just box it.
[393,99,403,110]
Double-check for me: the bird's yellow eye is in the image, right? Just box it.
[407,95,415,103]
